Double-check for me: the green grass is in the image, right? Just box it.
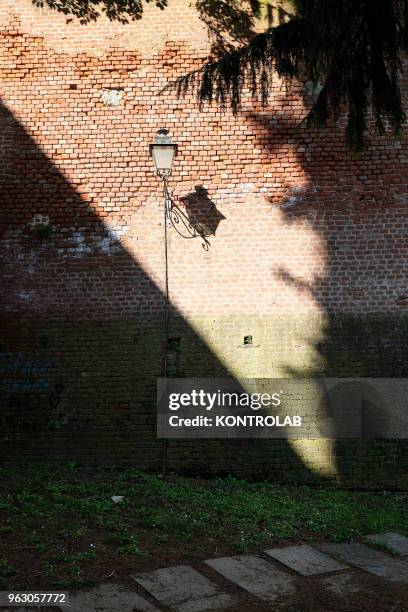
[0,559,17,589]
[0,462,406,588]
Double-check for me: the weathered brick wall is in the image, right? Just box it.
[0,0,407,486]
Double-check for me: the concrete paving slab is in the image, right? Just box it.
[176,595,233,612]
[320,571,363,596]
[365,532,408,557]
[319,542,408,583]
[264,544,347,576]
[206,555,296,602]
[65,583,161,611]
[132,565,234,611]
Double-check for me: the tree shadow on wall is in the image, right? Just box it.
[32,0,292,55]
[195,0,261,55]
[242,101,408,486]
[32,0,168,24]
[0,99,321,482]
[196,0,295,55]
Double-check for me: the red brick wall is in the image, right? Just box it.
[0,0,407,483]
[1,1,407,320]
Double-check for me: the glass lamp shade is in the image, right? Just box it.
[150,129,178,178]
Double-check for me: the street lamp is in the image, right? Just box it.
[150,128,178,478]
[149,129,209,475]
[150,128,178,180]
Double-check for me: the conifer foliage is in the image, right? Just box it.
[178,0,408,150]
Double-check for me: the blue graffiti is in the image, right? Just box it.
[0,352,53,392]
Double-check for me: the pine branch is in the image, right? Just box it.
[174,0,408,151]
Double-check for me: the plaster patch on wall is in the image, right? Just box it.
[240,183,256,192]
[18,291,33,301]
[100,89,123,106]
[71,230,92,257]
[29,214,50,229]
[96,236,120,254]
[215,187,241,201]
[106,225,130,240]
[280,185,308,209]
[91,220,130,254]
[66,227,127,257]
[2,227,24,250]
[393,193,408,204]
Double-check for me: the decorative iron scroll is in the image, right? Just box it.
[163,181,210,250]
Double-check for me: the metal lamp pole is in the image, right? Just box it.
[150,128,178,475]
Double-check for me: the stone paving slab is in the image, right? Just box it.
[64,583,161,611]
[264,544,347,576]
[132,565,234,612]
[320,571,363,596]
[206,555,296,602]
[365,532,408,557]
[319,542,408,583]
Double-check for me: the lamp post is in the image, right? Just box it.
[150,128,178,476]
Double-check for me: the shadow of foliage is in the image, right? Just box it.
[32,0,278,51]
[32,0,168,24]
[173,0,408,152]
[196,0,262,55]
